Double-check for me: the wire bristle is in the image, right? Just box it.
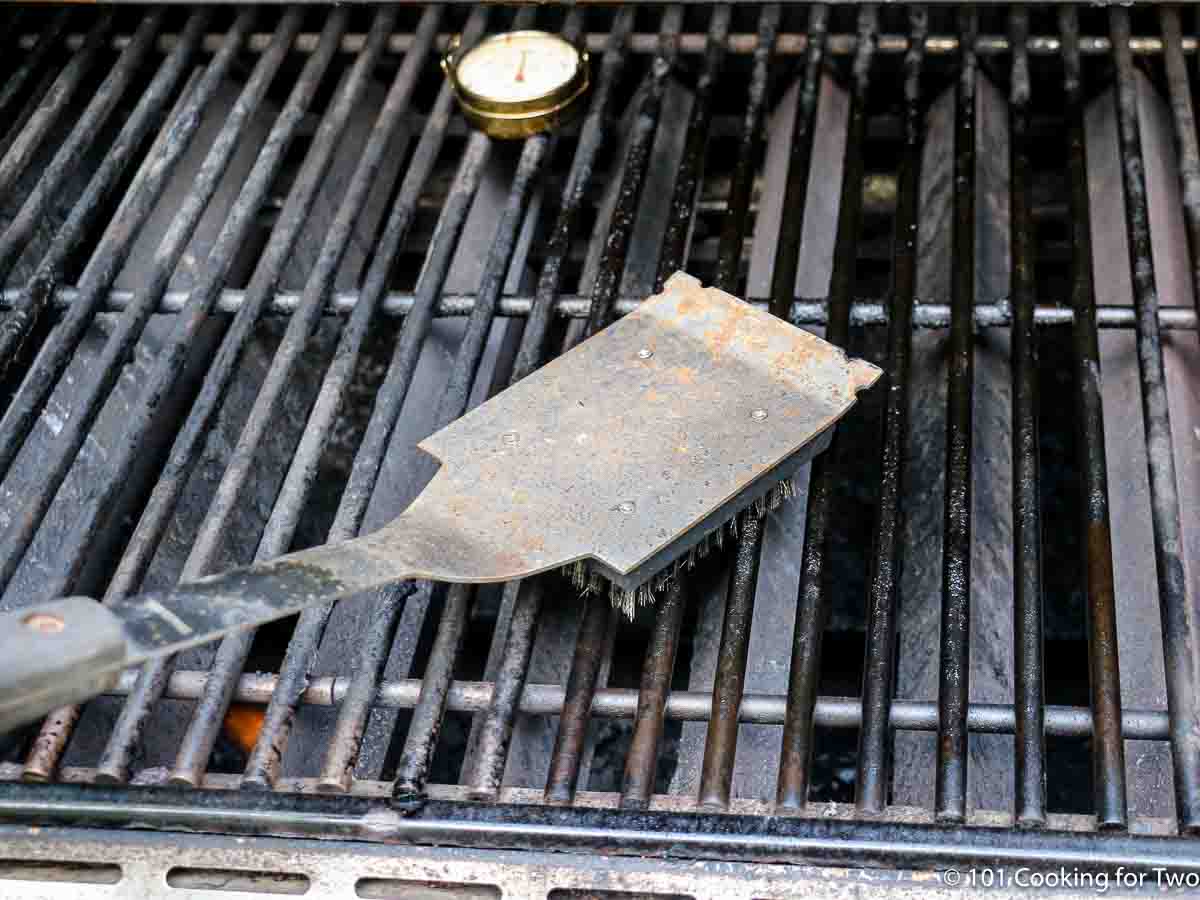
[564,474,799,618]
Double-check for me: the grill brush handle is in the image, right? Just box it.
[0,597,129,734]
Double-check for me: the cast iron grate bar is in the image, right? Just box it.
[19,6,264,783]
[167,5,432,790]
[23,23,1200,61]
[934,5,977,826]
[1110,7,1200,834]
[855,2,925,818]
[775,1,870,814]
[1059,5,1129,832]
[49,669,1183,742]
[1008,4,1047,830]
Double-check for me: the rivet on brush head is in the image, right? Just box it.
[617,500,636,513]
[751,408,768,421]
[637,347,653,360]
[501,431,519,445]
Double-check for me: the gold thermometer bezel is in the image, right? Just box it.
[442,30,590,139]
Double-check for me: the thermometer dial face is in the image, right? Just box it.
[455,32,582,105]
[444,30,590,138]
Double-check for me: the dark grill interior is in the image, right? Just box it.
[2,3,1200,890]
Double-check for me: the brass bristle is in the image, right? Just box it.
[566,474,800,618]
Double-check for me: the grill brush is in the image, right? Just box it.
[0,273,878,734]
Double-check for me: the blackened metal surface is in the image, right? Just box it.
[776,4,874,812]
[2,786,1200,874]
[1007,5,1045,831]
[166,6,431,789]
[91,10,356,785]
[767,3,826,321]
[1061,7,1128,831]
[698,510,761,810]
[464,578,543,801]
[856,3,925,818]
[936,7,977,824]
[655,6,728,286]
[620,578,685,810]
[545,596,612,805]
[0,11,156,353]
[1109,9,1200,831]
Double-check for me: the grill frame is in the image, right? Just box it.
[0,2,1199,887]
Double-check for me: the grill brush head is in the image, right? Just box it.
[0,273,879,734]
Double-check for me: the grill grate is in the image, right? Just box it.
[1,1,1200,880]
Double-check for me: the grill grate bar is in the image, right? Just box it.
[90,8,348,784]
[0,10,255,500]
[625,2,747,813]
[1110,7,1200,834]
[679,1,758,814]
[714,5,777,294]
[542,5,684,807]
[461,7,635,805]
[654,6,729,289]
[241,7,479,792]
[934,6,977,826]
[0,8,68,136]
[1008,4,1046,830]
[391,582,473,802]
[621,578,686,810]
[18,8,263,784]
[165,5,423,790]
[73,669,1183,742]
[1162,10,1200,309]
[0,10,148,363]
[545,596,613,805]
[0,9,89,199]
[28,28,1200,61]
[775,2,869,814]
[7,286,1200,329]
[855,3,925,817]
[1059,6,1129,832]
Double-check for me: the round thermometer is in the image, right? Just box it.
[443,31,590,139]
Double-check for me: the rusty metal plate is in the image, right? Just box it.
[403,271,880,588]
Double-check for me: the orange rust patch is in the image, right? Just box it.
[520,533,547,554]
[701,299,753,359]
[676,294,700,319]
